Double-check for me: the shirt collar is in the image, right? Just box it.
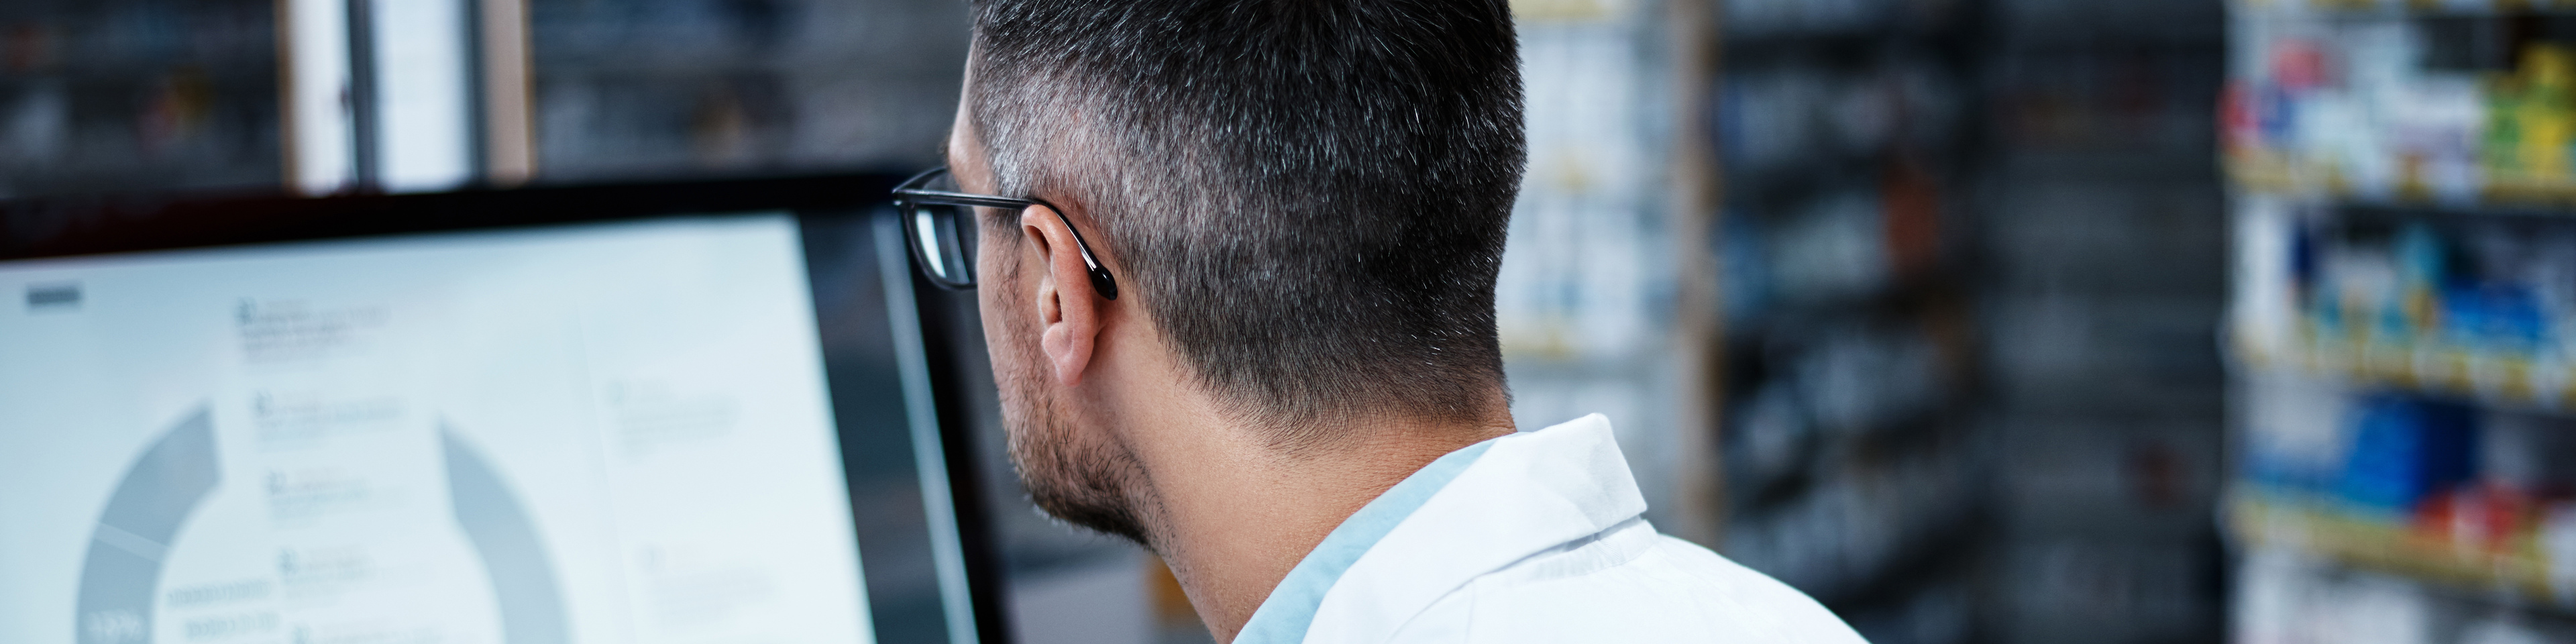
[1232,436,1497,644]
[1234,414,1648,644]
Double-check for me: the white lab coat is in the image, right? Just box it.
[1236,414,1869,644]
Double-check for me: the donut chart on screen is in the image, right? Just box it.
[70,407,570,644]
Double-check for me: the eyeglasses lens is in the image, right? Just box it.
[903,172,979,288]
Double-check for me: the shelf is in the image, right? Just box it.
[1723,458,1984,606]
[2232,325,2575,410]
[1728,406,1969,515]
[2226,492,2571,608]
[1720,26,1970,59]
[2226,152,2576,215]
[2231,0,2576,17]
[1726,276,1967,340]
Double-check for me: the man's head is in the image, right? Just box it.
[949,0,1525,542]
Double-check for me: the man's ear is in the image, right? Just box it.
[1025,203,1108,386]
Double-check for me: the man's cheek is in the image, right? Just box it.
[975,255,1017,347]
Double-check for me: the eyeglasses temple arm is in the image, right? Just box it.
[896,189,1034,210]
[1038,202,1120,301]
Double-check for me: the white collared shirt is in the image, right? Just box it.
[1236,414,1869,644]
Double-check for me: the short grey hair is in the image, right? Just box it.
[968,0,1526,442]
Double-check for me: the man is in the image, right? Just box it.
[890,1,1868,641]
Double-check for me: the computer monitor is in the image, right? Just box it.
[0,176,1005,644]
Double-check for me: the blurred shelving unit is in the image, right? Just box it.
[527,0,963,183]
[1496,0,1723,547]
[1978,1,2232,644]
[2224,2,2576,641]
[1709,0,2235,642]
[0,0,962,202]
[1703,0,1990,641]
[0,0,283,199]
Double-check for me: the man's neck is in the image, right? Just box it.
[1116,398,1514,642]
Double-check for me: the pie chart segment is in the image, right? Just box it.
[443,425,571,644]
[74,407,220,644]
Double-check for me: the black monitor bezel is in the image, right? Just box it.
[0,174,1016,644]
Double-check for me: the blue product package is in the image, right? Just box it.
[2337,395,2479,516]
[2440,280,2548,352]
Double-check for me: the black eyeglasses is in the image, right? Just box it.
[890,166,1118,299]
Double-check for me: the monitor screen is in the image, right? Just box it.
[0,210,983,644]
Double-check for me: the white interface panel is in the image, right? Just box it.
[0,215,873,644]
